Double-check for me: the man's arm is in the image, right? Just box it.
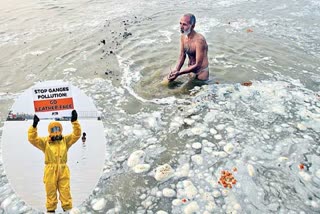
[178,38,205,75]
[168,36,186,80]
[174,35,187,71]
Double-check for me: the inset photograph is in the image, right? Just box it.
[1,80,106,213]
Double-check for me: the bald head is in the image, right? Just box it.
[183,13,196,26]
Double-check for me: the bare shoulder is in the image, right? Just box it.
[195,33,208,46]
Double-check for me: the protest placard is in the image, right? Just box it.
[32,84,74,118]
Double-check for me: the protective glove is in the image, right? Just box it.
[33,115,40,128]
[71,110,78,122]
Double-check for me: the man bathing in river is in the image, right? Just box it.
[167,13,209,81]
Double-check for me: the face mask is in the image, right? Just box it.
[51,135,63,142]
[48,121,63,142]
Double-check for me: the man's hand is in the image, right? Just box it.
[167,70,180,81]
[71,110,78,122]
[33,115,40,128]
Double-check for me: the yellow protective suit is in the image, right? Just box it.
[28,120,81,211]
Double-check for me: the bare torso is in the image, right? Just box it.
[167,27,209,82]
[182,32,209,80]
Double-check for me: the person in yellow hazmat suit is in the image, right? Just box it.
[28,110,81,213]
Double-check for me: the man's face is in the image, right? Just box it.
[180,16,192,35]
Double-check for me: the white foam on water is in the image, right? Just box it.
[153,75,319,213]
[158,30,173,43]
[0,92,17,101]
[0,33,20,46]
[18,47,52,60]
[63,67,77,75]
[117,54,190,105]
[133,164,151,173]
[227,17,269,34]
[29,50,45,56]
[91,198,107,211]
[308,0,320,6]
[140,38,157,44]
[272,4,288,10]
[64,67,77,72]
[216,0,253,7]
[154,164,174,182]
[196,18,221,37]
[290,11,305,17]
[127,150,146,168]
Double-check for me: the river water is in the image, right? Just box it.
[0,0,320,213]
